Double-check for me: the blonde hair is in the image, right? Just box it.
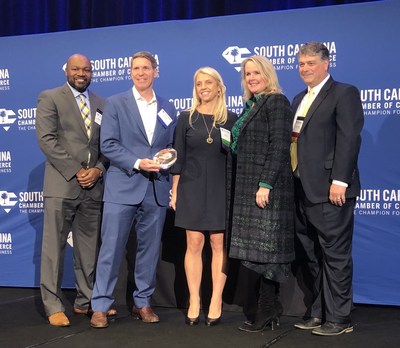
[189,67,228,127]
[241,56,282,101]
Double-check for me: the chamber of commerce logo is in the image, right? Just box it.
[0,150,12,174]
[361,87,400,116]
[0,232,12,255]
[355,188,400,216]
[0,108,17,131]
[0,68,10,91]
[222,46,251,71]
[0,190,18,213]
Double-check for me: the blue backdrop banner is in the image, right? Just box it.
[1,0,399,306]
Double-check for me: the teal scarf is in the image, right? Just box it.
[230,94,261,154]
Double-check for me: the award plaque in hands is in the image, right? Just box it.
[153,148,177,169]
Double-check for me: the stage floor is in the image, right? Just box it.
[1,287,399,348]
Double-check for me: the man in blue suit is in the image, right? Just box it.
[90,51,176,328]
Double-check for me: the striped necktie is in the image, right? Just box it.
[79,94,91,137]
[291,88,314,171]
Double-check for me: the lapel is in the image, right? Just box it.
[151,98,167,146]
[124,90,148,141]
[240,95,269,132]
[87,91,100,142]
[301,77,334,131]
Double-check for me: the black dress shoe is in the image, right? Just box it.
[312,321,353,336]
[294,317,322,330]
[185,316,199,326]
[205,316,221,326]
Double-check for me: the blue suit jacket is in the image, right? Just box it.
[100,89,177,206]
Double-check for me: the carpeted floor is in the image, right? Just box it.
[1,287,399,348]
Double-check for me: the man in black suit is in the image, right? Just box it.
[291,42,363,336]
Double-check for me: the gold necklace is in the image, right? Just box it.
[200,113,214,144]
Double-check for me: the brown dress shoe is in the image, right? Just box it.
[90,311,108,328]
[73,307,90,315]
[48,312,70,327]
[132,306,160,323]
[73,307,117,316]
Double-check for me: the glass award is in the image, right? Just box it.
[153,148,177,169]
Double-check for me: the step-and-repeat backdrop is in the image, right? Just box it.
[1,0,399,306]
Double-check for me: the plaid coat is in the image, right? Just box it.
[226,93,294,264]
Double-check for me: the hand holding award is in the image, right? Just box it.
[153,148,177,169]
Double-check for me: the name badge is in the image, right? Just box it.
[157,109,173,128]
[292,116,305,138]
[220,127,231,151]
[95,109,103,125]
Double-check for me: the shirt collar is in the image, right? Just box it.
[132,85,157,104]
[310,74,330,96]
[67,82,89,99]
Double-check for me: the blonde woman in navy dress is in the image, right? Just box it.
[170,67,237,326]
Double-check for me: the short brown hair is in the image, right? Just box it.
[131,51,158,69]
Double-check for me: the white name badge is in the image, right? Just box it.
[220,127,231,146]
[95,110,102,125]
[292,116,305,137]
[157,108,173,128]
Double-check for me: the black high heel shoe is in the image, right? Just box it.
[239,318,278,332]
[239,278,281,333]
[240,304,281,332]
[185,315,200,326]
[205,315,221,327]
[206,303,223,327]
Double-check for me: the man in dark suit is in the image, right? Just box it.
[291,42,363,336]
[36,54,108,326]
[90,51,176,328]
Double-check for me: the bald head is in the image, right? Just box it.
[65,54,92,92]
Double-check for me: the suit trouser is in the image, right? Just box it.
[294,179,354,324]
[40,192,101,316]
[91,182,167,312]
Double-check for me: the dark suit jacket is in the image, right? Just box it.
[36,83,106,201]
[100,89,177,207]
[292,76,364,204]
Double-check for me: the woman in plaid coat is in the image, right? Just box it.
[226,56,294,332]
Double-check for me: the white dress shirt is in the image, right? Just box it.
[132,86,158,170]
